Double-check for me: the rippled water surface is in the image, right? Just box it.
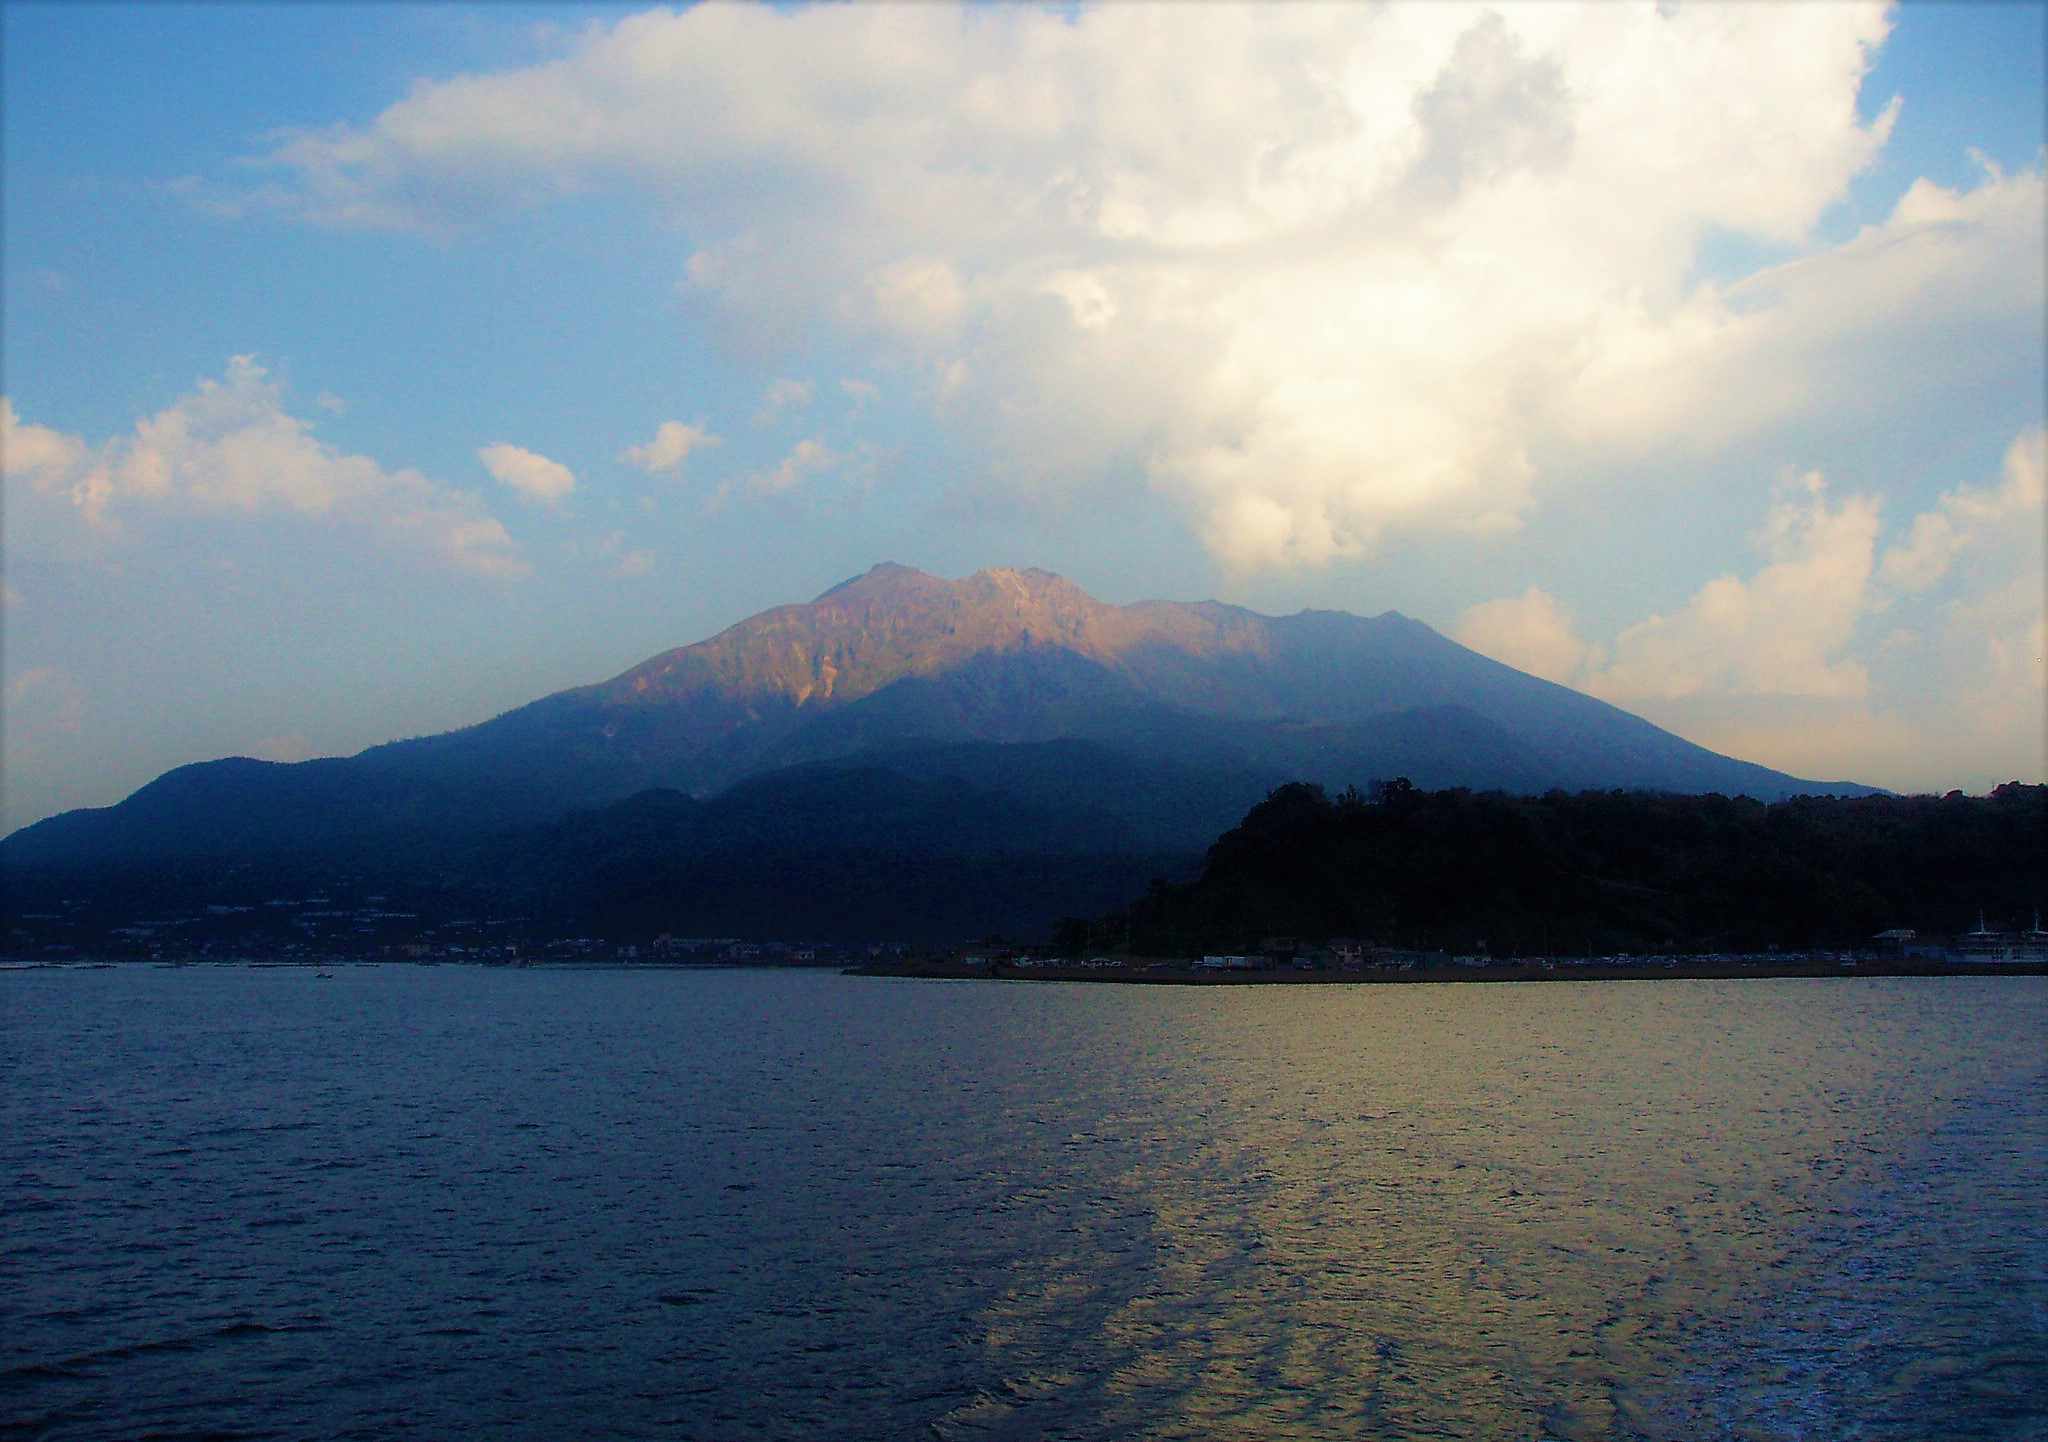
[4,966,2044,1440]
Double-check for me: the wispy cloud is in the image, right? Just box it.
[752,378,814,428]
[712,438,839,509]
[749,438,835,496]
[4,666,87,735]
[598,529,655,578]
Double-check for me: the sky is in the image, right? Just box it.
[4,0,2043,831]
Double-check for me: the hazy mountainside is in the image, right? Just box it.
[470,755,1217,942]
[5,562,1864,877]
[3,748,1219,945]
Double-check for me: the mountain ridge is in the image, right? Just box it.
[4,562,1873,871]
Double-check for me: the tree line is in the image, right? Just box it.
[1066,781,2046,958]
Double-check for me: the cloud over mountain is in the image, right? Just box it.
[244,2,2037,571]
[1457,430,2048,792]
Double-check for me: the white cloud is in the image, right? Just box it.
[1553,164,2044,463]
[1590,473,1880,702]
[1,399,89,481]
[1458,471,1887,710]
[233,1,2035,572]
[1908,430,2048,785]
[866,258,967,340]
[753,378,815,428]
[840,378,880,404]
[619,419,718,474]
[1879,425,2044,593]
[478,442,577,503]
[1453,586,1594,686]
[4,361,523,577]
[1455,431,2047,790]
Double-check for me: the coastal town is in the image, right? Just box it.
[8,893,2046,979]
[847,917,2048,983]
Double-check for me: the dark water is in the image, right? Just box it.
[3,966,2043,1441]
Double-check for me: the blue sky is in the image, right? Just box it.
[5,1,2043,828]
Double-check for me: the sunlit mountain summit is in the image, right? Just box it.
[6,562,1870,870]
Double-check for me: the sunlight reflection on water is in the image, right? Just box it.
[3,968,2042,1440]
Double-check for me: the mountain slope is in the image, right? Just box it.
[471,757,1211,942]
[4,563,1870,872]
[380,562,1857,800]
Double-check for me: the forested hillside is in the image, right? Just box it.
[1088,782,2047,957]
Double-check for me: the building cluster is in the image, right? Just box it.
[9,895,2046,970]
[1872,913,2048,964]
[924,917,2048,975]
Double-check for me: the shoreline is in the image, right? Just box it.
[7,956,2042,983]
[848,957,2048,985]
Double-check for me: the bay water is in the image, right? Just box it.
[4,966,2043,1440]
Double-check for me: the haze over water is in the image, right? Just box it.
[5,966,2044,1440]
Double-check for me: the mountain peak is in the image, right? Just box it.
[815,562,1094,612]
[603,563,1119,719]
[401,561,1865,812]
[813,561,936,602]
[3,562,1868,870]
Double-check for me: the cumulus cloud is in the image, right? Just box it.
[1879,425,2044,593]
[1453,587,1594,687]
[228,1,2039,570]
[478,442,577,503]
[1899,431,2048,785]
[4,360,523,576]
[1592,474,1881,702]
[1456,430,2047,790]
[1457,476,1886,706]
[619,419,718,474]
[1,400,89,481]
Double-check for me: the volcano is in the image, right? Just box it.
[5,562,1868,875]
